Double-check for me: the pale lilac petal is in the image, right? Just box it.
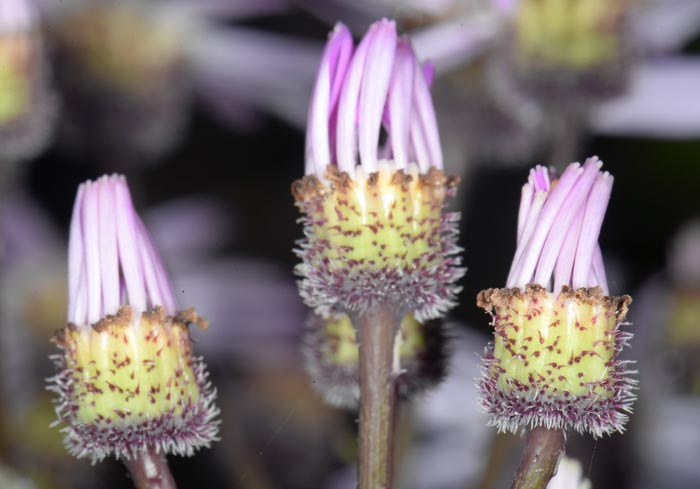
[72,267,88,327]
[530,165,550,191]
[358,19,397,173]
[410,110,431,173]
[115,177,147,313]
[305,23,354,176]
[572,167,614,289]
[554,206,584,293]
[591,244,608,295]
[412,52,443,169]
[83,182,103,324]
[593,58,700,139]
[516,183,533,243]
[507,190,546,284]
[533,161,600,286]
[135,218,164,311]
[137,218,176,315]
[422,61,435,87]
[388,39,415,170]
[336,24,376,174]
[67,184,86,323]
[98,177,120,315]
[507,162,585,288]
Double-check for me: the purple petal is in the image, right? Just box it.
[358,19,397,173]
[336,23,377,174]
[115,177,147,313]
[68,184,86,323]
[305,23,353,176]
[553,206,584,293]
[572,165,613,289]
[516,183,533,243]
[388,39,415,170]
[412,50,443,169]
[591,244,609,295]
[98,177,120,315]
[83,181,102,324]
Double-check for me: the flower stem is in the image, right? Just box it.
[354,305,401,489]
[124,446,178,489]
[512,427,565,489]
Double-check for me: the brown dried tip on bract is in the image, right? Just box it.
[292,166,461,205]
[477,284,632,323]
[175,306,210,331]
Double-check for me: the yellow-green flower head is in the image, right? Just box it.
[302,312,448,409]
[0,0,56,162]
[48,175,219,462]
[293,20,464,321]
[501,0,632,102]
[50,1,182,95]
[478,158,636,437]
[47,0,187,157]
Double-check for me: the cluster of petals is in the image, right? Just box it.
[304,19,443,178]
[68,174,176,328]
[506,156,613,293]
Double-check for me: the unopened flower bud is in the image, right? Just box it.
[48,175,218,462]
[478,158,636,437]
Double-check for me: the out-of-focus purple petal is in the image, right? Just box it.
[1,190,62,264]
[165,0,289,19]
[144,197,232,263]
[187,25,322,129]
[0,0,36,29]
[631,0,700,53]
[177,259,307,366]
[411,14,501,75]
[592,57,700,139]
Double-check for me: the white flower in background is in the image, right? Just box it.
[547,456,592,489]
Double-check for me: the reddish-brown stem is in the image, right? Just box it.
[354,305,401,489]
[512,427,566,489]
[124,447,177,489]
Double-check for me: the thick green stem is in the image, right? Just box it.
[355,305,401,489]
[512,427,565,489]
[124,446,177,489]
